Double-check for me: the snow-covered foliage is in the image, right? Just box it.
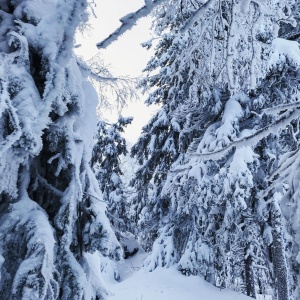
[3,0,300,298]
[92,116,138,257]
[0,0,122,298]
[130,0,300,299]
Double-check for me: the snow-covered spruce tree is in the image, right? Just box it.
[91,116,138,257]
[249,35,300,299]
[131,0,298,298]
[130,0,215,249]
[0,1,123,299]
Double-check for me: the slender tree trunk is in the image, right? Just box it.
[272,231,289,300]
[245,253,256,298]
[271,202,290,300]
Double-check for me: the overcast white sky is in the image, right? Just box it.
[76,0,158,143]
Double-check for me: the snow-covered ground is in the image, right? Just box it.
[106,250,252,300]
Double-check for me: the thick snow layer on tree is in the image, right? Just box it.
[106,252,252,300]
[129,0,300,298]
[76,77,99,159]
[269,38,300,69]
[0,0,127,297]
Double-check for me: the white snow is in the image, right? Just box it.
[269,38,300,69]
[119,232,139,255]
[106,251,251,300]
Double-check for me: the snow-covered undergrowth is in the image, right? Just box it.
[106,251,252,300]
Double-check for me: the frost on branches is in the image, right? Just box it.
[91,116,139,258]
[0,0,122,299]
[131,0,300,299]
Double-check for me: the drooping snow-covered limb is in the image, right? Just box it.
[190,107,300,161]
[180,0,214,34]
[97,0,167,49]
[256,100,300,116]
[258,150,299,200]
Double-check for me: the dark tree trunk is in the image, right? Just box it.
[245,253,256,298]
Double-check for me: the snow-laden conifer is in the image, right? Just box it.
[131,0,299,299]
[92,116,139,258]
[0,0,122,298]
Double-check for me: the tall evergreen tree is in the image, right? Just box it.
[0,1,123,298]
[131,0,299,299]
[92,116,137,257]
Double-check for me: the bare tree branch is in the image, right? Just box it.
[77,55,138,111]
[96,0,167,49]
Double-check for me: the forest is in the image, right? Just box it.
[0,0,300,299]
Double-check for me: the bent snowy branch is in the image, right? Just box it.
[190,107,300,161]
[180,0,214,34]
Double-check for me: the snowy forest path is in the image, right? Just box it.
[106,250,252,300]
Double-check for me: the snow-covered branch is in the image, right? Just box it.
[256,100,300,117]
[180,0,214,34]
[190,107,300,161]
[97,0,167,49]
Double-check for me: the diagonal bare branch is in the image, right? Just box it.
[96,0,167,49]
